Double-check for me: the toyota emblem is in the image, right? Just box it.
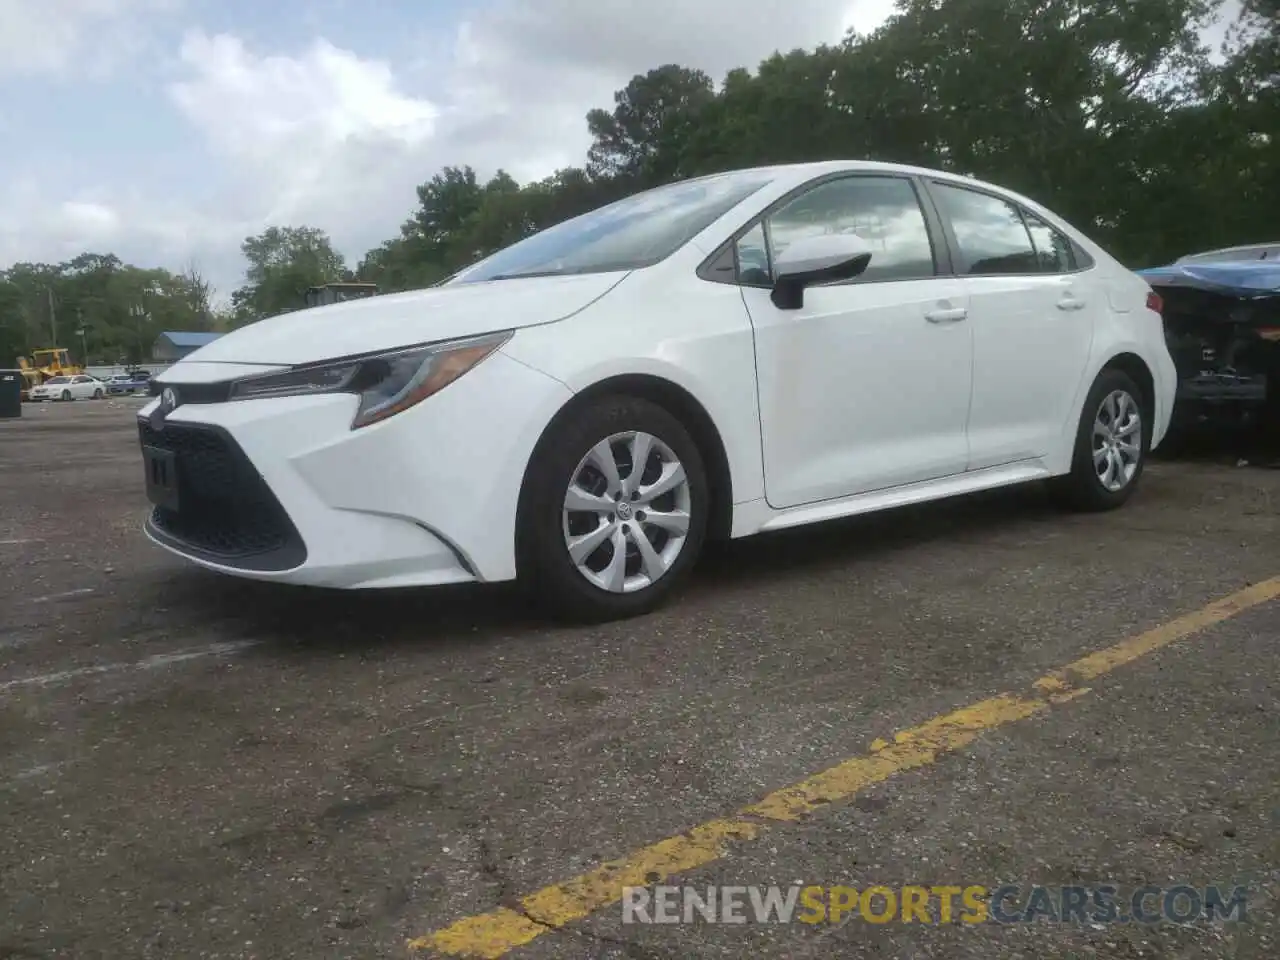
[150,386,179,431]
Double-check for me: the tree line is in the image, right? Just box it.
[2,0,1275,366]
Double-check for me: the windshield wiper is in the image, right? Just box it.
[485,269,572,281]
[484,263,643,282]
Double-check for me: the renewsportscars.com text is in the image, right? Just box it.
[621,884,1249,925]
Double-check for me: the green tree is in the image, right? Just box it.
[0,280,24,368]
[231,225,347,324]
[586,64,717,183]
[0,256,215,365]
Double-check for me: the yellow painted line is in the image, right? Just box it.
[1032,575,1280,692]
[741,693,1044,821]
[409,575,1280,957]
[424,820,760,959]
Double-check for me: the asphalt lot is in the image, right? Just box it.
[1,399,1277,960]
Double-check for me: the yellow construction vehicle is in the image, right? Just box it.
[16,349,83,400]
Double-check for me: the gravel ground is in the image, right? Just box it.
[1,399,1277,959]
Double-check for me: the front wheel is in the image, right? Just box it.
[518,395,709,623]
[1051,368,1149,512]
[61,390,71,402]
[93,388,103,399]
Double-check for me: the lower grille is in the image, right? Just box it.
[138,420,306,571]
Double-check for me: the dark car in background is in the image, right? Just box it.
[103,371,152,396]
[1138,247,1280,445]
[1175,242,1280,265]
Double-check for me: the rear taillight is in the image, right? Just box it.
[1146,290,1163,314]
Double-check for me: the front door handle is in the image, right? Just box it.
[925,307,968,323]
[1056,297,1086,311]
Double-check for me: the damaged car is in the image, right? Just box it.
[1138,249,1280,443]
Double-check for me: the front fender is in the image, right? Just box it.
[499,285,765,506]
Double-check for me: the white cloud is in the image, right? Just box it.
[843,0,898,36]
[170,33,439,162]
[59,201,121,239]
[434,0,869,181]
[169,31,440,230]
[0,0,180,78]
[3,1,901,294]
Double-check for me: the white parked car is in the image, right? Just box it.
[29,374,104,402]
[138,160,1176,621]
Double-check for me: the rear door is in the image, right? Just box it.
[924,180,1098,470]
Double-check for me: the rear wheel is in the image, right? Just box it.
[93,388,103,399]
[1051,368,1149,512]
[60,389,71,401]
[518,395,709,622]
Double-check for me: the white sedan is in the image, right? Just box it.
[137,160,1176,621]
[29,375,104,401]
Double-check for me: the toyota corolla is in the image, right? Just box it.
[138,160,1176,621]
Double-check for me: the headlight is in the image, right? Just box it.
[227,330,512,429]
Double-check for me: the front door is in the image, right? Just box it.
[737,174,974,510]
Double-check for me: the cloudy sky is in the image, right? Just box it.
[0,0,901,297]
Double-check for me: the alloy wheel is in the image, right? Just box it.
[561,431,692,593]
[1092,389,1142,492]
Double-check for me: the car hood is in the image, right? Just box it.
[186,271,630,366]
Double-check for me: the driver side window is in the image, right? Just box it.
[734,175,938,286]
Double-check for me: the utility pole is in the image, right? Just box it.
[47,287,57,344]
[130,304,146,369]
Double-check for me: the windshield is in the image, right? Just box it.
[449,171,776,284]
[46,377,68,384]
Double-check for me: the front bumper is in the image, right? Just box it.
[138,350,572,588]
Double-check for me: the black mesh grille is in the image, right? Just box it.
[139,420,306,570]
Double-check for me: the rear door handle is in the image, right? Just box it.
[925,307,968,323]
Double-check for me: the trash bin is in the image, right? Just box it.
[0,369,22,419]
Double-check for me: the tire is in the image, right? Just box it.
[93,388,103,399]
[517,395,710,623]
[1051,368,1150,512]
[60,390,71,402]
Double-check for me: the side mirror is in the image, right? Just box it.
[770,233,873,309]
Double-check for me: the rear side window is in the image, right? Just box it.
[1022,212,1075,273]
[760,175,937,283]
[932,183,1040,275]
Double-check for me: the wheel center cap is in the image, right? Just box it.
[616,501,633,520]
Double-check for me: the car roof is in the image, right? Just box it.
[730,158,1018,185]
[701,160,1062,220]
